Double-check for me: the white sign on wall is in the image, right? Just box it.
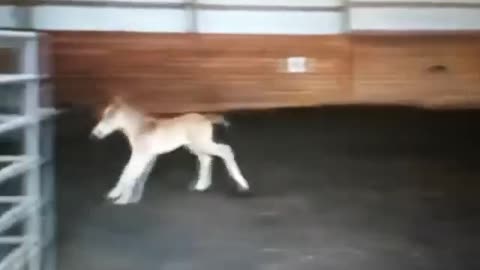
[287,57,307,73]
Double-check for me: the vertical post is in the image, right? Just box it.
[41,35,57,270]
[343,0,351,33]
[41,33,56,270]
[344,1,354,99]
[43,121,56,270]
[21,38,41,270]
[13,4,33,29]
[38,116,55,270]
[188,0,198,33]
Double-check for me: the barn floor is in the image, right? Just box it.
[55,107,480,270]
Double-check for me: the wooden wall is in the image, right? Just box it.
[352,32,480,108]
[51,31,351,113]
[49,31,480,113]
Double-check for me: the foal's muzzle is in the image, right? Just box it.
[89,132,98,140]
[89,129,103,140]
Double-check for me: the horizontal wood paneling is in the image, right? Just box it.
[352,33,480,107]
[49,31,480,112]
[51,31,351,113]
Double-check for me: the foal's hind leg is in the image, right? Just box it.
[201,142,250,191]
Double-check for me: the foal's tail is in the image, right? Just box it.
[204,114,230,127]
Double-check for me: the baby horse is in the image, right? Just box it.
[90,97,250,205]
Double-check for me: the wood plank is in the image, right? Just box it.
[50,31,351,113]
[352,33,480,106]
[50,31,480,111]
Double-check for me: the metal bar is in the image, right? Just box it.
[43,107,56,270]
[0,29,55,270]
[0,74,44,85]
[0,30,37,39]
[0,201,31,233]
[0,116,29,134]
[187,0,198,33]
[342,2,351,33]
[16,246,39,270]
[0,158,35,185]
[0,111,54,134]
[0,156,27,162]
[0,236,26,245]
[21,37,42,270]
[16,4,34,29]
[0,243,39,270]
[0,196,27,203]
[39,108,58,121]
[40,204,54,248]
[0,244,28,270]
[39,32,56,270]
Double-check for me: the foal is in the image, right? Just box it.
[90,98,250,205]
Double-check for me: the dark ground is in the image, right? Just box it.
[56,106,480,270]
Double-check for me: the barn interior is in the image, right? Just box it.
[1,1,480,270]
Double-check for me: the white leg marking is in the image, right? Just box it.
[107,154,153,205]
[107,184,123,200]
[129,159,156,203]
[205,143,249,190]
[193,154,213,191]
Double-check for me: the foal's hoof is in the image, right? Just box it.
[229,185,253,197]
[105,194,121,204]
[105,191,137,205]
[189,183,210,192]
[111,194,136,205]
[106,188,122,200]
[105,194,120,203]
[188,180,212,192]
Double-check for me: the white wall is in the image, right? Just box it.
[32,6,189,32]
[197,0,344,6]
[28,0,345,34]
[350,0,480,3]
[350,7,480,31]
[349,0,480,30]
[197,10,343,34]
[2,0,480,33]
[0,6,26,28]
[43,0,344,7]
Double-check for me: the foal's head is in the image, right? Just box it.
[90,96,130,139]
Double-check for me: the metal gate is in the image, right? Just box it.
[0,30,56,270]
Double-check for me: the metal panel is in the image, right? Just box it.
[0,29,56,270]
[0,157,36,184]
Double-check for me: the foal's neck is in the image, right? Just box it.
[119,107,150,146]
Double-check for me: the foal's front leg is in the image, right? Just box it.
[107,153,153,205]
[191,154,213,191]
[129,158,156,203]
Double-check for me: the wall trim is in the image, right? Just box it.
[2,0,187,9]
[350,30,480,36]
[1,1,344,12]
[351,1,480,9]
[195,4,343,12]
[5,1,480,9]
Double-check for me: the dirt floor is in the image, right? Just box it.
[56,106,480,270]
